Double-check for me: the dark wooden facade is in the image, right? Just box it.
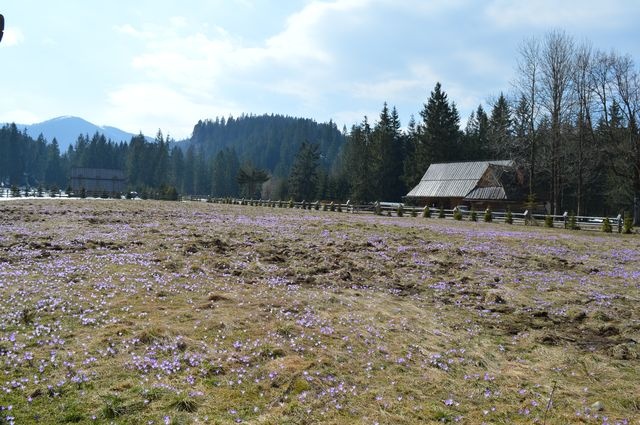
[69,168,125,197]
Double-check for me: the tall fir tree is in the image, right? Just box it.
[487,93,513,158]
[344,118,374,202]
[419,82,461,164]
[44,138,66,187]
[371,103,406,201]
[211,148,240,197]
[288,141,321,201]
[170,146,185,193]
[463,105,489,160]
[152,130,170,188]
[402,115,422,188]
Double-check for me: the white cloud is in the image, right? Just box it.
[332,109,377,128]
[116,24,146,39]
[106,0,376,134]
[383,0,469,15]
[484,0,639,29]
[1,27,24,47]
[103,83,243,139]
[454,50,505,77]
[351,77,423,101]
[264,0,370,65]
[350,62,442,102]
[108,0,600,136]
[0,109,40,125]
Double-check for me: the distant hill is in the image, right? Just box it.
[7,116,148,152]
[188,114,345,176]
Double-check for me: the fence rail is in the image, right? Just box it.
[2,189,629,233]
[195,197,629,233]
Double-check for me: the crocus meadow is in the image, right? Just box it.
[0,199,637,424]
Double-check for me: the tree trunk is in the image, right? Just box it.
[529,135,535,197]
[634,166,640,225]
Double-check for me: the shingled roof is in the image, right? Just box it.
[406,160,515,200]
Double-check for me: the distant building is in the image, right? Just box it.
[70,168,126,197]
[405,160,527,210]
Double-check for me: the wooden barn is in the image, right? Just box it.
[70,168,126,197]
[405,160,527,210]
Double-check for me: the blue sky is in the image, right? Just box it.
[1,1,639,140]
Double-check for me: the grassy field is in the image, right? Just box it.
[0,199,638,424]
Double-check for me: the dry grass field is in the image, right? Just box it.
[0,199,638,424]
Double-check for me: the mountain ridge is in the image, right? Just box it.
[4,116,151,152]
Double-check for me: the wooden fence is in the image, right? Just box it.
[191,197,629,233]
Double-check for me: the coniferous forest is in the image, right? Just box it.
[1,31,639,222]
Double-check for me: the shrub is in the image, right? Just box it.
[438,206,445,218]
[505,208,513,224]
[484,208,493,223]
[101,395,126,419]
[545,215,554,228]
[169,394,199,412]
[396,204,404,217]
[21,307,35,325]
[601,217,612,233]
[288,199,294,208]
[11,184,21,197]
[453,208,463,221]
[470,208,478,222]
[568,211,579,230]
[623,211,634,234]
[422,206,431,218]
[162,185,179,201]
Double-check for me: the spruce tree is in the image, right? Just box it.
[484,208,493,222]
[601,217,612,233]
[487,93,513,158]
[344,118,374,203]
[463,105,489,160]
[371,103,405,201]
[289,141,321,201]
[418,82,462,164]
[402,115,422,188]
[623,211,634,234]
[505,208,513,224]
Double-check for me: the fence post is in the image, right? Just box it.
[563,211,568,229]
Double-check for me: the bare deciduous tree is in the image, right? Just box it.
[539,30,575,215]
[570,41,597,215]
[513,37,542,198]
[611,54,640,223]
